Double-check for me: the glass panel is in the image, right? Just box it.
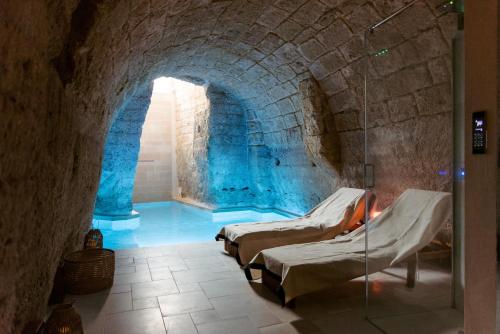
[363,1,464,330]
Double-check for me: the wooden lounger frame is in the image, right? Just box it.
[244,241,451,307]
[215,234,243,265]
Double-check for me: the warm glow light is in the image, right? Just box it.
[371,211,382,218]
[152,77,173,94]
[153,76,201,95]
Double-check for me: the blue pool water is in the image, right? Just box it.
[93,202,295,250]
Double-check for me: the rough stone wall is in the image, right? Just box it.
[175,84,257,208]
[350,1,457,207]
[300,78,341,176]
[95,85,153,216]
[1,1,106,332]
[1,0,458,331]
[207,86,254,207]
[175,83,211,204]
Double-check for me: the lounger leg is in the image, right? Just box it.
[407,254,417,288]
[244,266,254,281]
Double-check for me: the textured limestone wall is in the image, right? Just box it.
[206,86,254,207]
[1,1,107,332]
[362,2,456,207]
[175,85,256,208]
[175,83,211,204]
[133,86,177,203]
[94,85,153,217]
[1,0,458,331]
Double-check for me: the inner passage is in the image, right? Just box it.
[94,77,296,248]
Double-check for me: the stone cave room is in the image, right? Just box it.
[1,0,499,333]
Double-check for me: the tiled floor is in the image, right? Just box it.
[66,242,464,334]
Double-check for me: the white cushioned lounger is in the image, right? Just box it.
[216,188,366,265]
[247,189,452,304]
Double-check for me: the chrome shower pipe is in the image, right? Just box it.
[368,0,419,32]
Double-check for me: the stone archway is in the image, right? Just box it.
[1,0,456,331]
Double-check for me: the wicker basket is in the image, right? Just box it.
[84,228,103,249]
[45,304,83,334]
[63,248,115,294]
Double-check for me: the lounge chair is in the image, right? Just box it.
[245,189,452,305]
[215,188,371,266]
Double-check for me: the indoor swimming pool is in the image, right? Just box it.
[93,201,295,249]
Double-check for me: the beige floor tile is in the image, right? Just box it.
[115,249,146,259]
[81,312,105,334]
[180,248,225,260]
[184,256,225,269]
[150,267,174,281]
[133,297,159,310]
[210,294,269,320]
[132,279,178,299]
[173,268,241,284]
[177,282,203,293]
[109,284,131,294]
[372,309,464,334]
[259,322,321,334]
[133,257,148,264]
[71,292,132,315]
[169,263,190,271]
[147,255,185,269]
[311,311,382,334]
[248,311,282,328]
[116,257,134,265]
[200,278,252,298]
[196,317,260,334]
[133,263,151,273]
[75,243,463,334]
[163,314,198,334]
[115,265,136,275]
[144,248,165,258]
[114,271,152,285]
[190,309,222,325]
[104,308,166,334]
[158,291,213,316]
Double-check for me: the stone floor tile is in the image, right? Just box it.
[184,256,225,269]
[71,292,132,315]
[150,267,174,281]
[104,308,166,334]
[173,268,241,284]
[177,282,203,293]
[114,271,152,285]
[196,317,260,334]
[210,294,269,320]
[116,257,134,265]
[190,309,222,325]
[248,311,282,328]
[133,297,159,310]
[200,278,252,298]
[259,322,322,334]
[158,291,213,316]
[147,255,185,269]
[163,314,198,334]
[81,312,105,334]
[371,309,464,334]
[131,279,178,299]
[109,284,132,294]
[115,265,136,275]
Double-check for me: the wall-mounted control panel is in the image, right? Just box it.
[472,111,487,154]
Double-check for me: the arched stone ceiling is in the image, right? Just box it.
[0,0,457,331]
